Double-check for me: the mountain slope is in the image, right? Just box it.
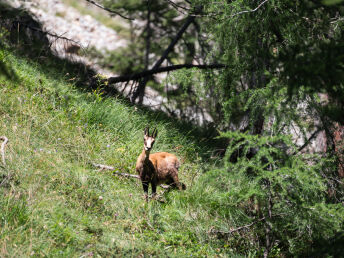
[0,46,232,257]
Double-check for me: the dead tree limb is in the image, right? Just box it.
[106,63,225,84]
[84,0,133,20]
[0,136,9,166]
[92,163,170,189]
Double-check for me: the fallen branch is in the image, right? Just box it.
[92,163,170,189]
[93,163,139,178]
[0,136,8,165]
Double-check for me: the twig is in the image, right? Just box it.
[84,0,133,20]
[211,216,266,236]
[92,163,170,189]
[231,0,269,18]
[0,136,8,166]
[194,0,269,18]
[164,0,192,15]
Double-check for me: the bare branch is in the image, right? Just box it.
[0,136,8,166]
[106,63,225,85]
[84,0,133,20]
[210,217,266,237]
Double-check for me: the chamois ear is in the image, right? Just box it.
[144,127,149,136]
[152,128,158,138]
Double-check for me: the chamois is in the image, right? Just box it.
[136,127,185,201]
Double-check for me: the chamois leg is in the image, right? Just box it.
[151,182,157,199]
[171,171,183,190]
[142,181,149,202]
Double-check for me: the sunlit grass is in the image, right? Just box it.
[0,49,234,256]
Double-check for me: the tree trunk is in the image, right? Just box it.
[138,0,152,104]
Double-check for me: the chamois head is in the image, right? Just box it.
[143,127,158,152]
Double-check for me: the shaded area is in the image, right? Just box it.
[0,57,18,81]
[301,232,344,257]
[0,1,96,89]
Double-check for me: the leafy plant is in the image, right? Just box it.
[198,131,344,256]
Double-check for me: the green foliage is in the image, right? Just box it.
[195,131,344,256]
[1,1,344,256]
[181,0,344,126]
[323,0,344,5]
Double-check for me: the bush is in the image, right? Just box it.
[196,131,344,256]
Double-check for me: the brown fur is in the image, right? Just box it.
[136,127,185,201]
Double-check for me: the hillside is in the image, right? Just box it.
[1,0,344,257]
[0,48,227,257]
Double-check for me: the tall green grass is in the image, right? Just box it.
[0,48,235,256]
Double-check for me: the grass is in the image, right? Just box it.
[0,47,237,256]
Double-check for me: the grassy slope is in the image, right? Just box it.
[0,49,234,257]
